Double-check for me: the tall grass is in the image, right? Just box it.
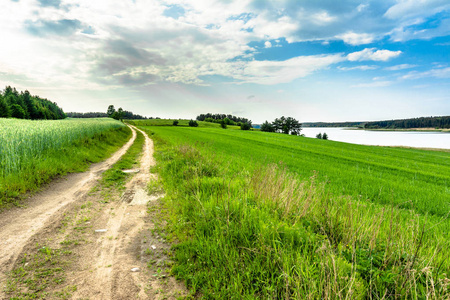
[0,118,129,207]
[0,118,125,178]
[141,125,450,299]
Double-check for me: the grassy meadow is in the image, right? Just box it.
[0,118,130,207]
[134,120,450,299]
[127,118,242,129]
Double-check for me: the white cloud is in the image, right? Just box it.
[248,14,299,42]
[338,65,378,71]
[401,67,450,80]
[385,64,417,71]
[312,11,336,25]
[264,41,272,48]
[384,0,450,20]
[227,54,345,85]
[347,48,402,62]
[356,4,368,12]
[337,31,375,45]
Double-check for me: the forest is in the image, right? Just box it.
[303,116,450,129]
[0,86,65,120]
[364,115,450,129]
[303,121,365,127]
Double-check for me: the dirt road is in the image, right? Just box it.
[0,125,185,299]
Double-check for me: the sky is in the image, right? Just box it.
[0,0,449,123]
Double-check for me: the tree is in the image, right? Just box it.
[240,122,251,130]
[173,120,179,126]
[22,90,38,119]
[111,107,124,121]
[272,116,302,135]
[107,105,116,117]
[316,133,322,139]
[0,96,10,118]
[220,120,227,129]
[260,121,275,132]
[10,104,26,119]
[322,132,328,140]
[189,120,198,127]
[117,107,123,121]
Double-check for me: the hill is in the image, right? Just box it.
[131,119,450,298]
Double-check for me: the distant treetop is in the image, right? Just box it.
[196,113,252,126]
[67,108,147,120]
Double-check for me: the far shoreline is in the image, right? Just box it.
[346,127,450,133]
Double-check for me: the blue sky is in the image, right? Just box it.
[0,0,449,123]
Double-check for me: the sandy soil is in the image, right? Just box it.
[0,125,186,299]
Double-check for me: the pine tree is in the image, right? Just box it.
[0,96,10,118]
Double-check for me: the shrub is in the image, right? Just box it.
[260,121,275,132]
[189,120,198,127]
[173,120,179,126]
[240,122,251,130]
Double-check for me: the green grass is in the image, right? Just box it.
[0,118,131,208]
[100,127,146,195]
[136,123,450,299]
[127,118,242,129]
[141,126,450,219]
[5,245,75,299]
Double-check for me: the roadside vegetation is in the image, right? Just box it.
[135,120,450,299]
[100,127,145,196]
[0,118,130,208]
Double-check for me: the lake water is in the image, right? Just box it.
[301,127,450,149]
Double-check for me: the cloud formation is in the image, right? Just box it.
[0,0,449,123]
[347,48,402,62]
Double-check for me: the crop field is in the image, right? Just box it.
[136,121,450,299]
[0,118,129,206]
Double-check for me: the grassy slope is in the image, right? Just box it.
[127,118,242,129]
[0,126,132,208]
[137,123,450,299]
[145,126,450,218]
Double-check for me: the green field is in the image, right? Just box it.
[135,121,450,299]
[127,118,242,129]
[0,118,130,207]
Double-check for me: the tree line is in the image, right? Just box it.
[364,116,450,129]
[303,121,365,128]
[67,110,147,119]
[0,86,65,120]
[196,113,252,127]
[260,116,302,135]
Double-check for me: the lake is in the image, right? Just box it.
[301,127,450,149]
